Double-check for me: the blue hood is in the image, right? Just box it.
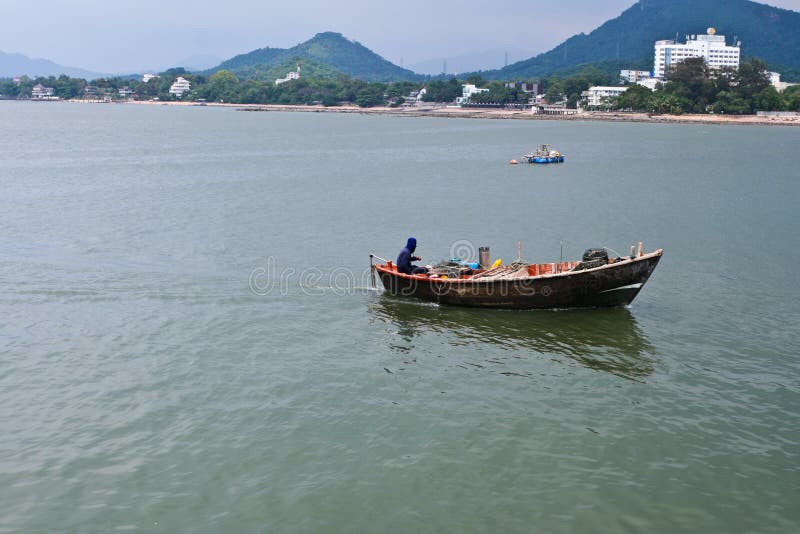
[406,237,417,253]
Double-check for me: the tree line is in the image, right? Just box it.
[0,68,422,108]
[2,57,798,113]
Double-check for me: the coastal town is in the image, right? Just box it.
[3,27,799,126]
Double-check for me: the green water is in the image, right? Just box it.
[1,101,798,532]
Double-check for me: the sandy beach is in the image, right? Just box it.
[105,99,800,126]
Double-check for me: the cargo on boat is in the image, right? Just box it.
[371,245,662,309]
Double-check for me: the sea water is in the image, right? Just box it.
[1,101,798,532]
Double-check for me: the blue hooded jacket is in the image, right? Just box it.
[396,237,420,274]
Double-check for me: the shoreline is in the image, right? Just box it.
[59,98,800,127]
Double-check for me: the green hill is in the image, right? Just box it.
[484,0,800,81]
[210,47,285,74]
[224,57,341,83]
[207,32,421,82]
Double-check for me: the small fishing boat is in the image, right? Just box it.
[519,144,565,164]
[371,245,661,309]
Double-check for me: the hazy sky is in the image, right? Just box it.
[2,0,799,72]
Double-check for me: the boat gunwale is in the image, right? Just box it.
[374,249,663,285]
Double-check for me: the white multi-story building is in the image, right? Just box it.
[654,28,740,79]
[767,71,798,93]
[142,73,159,83]
[620,70,652,84]
[31,84,56,100]
[637,78,660,91]
[402,88,427,107]
[455,84,489,106]
[169,77,192,97]
[585,86,629,107]
[620,69,660,90]
[276,64,301,85]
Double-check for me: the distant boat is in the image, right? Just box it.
[371,246,661,309]
[520,144,565,164]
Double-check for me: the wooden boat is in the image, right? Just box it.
[372,247,662,309]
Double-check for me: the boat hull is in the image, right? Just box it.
[534,156,565,163]
[375,251,662,309]
[522,156,565,164]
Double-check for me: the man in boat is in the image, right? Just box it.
[396,237,428,275]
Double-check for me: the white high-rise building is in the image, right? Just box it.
[653,28,740,79]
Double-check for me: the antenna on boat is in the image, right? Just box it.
[559,240,564,273]
[518,240,522,262]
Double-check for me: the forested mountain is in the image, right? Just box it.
[245,57,344,83]
[208,47,285,75]
[207,32,421,82]
[483,0,800,81]
[6,0,798,84]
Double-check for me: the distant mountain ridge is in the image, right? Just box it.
[0,51,106,79]
[5,0,799,84]
[483,0,800,80]
[207,32,422,82]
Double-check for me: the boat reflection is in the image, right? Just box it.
[370,296,655,380]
